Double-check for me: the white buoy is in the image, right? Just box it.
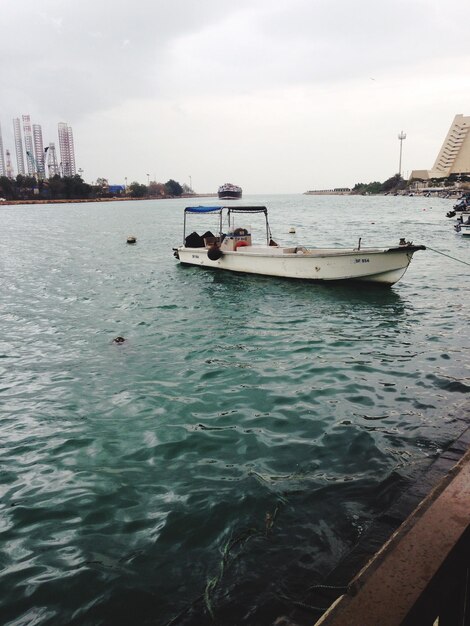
[288,226,296,234]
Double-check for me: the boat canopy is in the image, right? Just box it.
[182,205,271,245]
[227,206,267,214]
[185,206,267,214]
[185,206,223,213]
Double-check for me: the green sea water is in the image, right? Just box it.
[1,194,469,626]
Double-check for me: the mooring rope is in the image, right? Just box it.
[273,581,351,619]
[426,246,470,267]
[307,583,349,593]
[276,592,330,614]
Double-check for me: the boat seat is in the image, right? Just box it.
[185,231,205,247]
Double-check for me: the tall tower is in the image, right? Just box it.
[58,122,76,177]
[0,122,6,176]
[398,131,406,178]
[13,118,25,175]
[22,115,35,175]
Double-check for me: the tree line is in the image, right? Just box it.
[0,175,188,201]
[352,173,470,195]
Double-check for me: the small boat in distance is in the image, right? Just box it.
[218,183,242,199]
[455,223,470,236]
[454,214,470,236]
[173,205,426,286]
[447,193,470,217]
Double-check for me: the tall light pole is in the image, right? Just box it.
[189,175,192,191]
[398,131,406,178]
[146,173,150,186]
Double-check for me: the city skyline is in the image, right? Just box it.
[3,110,470,189]
[1,115,75,180]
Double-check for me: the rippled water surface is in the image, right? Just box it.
[1,195,469,625]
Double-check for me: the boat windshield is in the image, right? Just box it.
[185,206,223,214]
[227,207,268,215]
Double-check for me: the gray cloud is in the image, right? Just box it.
[1,0,258,120]
[2,0,469,190]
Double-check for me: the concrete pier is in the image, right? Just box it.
[313,437,470,625]
[276,416,470,626]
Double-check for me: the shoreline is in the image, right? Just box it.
[0,193,217,206]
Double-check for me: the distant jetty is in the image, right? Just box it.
[304,188,351,195]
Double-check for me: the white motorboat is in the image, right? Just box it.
[454,222,470,237]
[173,206,425,286]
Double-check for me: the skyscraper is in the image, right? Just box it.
[0,122,6,176]
[58,122,76,177]
[22,115,35,175]
[431,114,470,177]
[33,124,45,177]
[13,118,25,176]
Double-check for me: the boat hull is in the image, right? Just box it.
[175,245,423,285]
[455,224,470,236]
[217,183,242,199]
[218,191,242,199]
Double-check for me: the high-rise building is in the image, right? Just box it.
[13,118,25,176]
[431,114,470,177]
[22,115,35,175]
[33,124,45,177]
[58,122,76,177]
[6,116,78,179]
[0,122,5,176]
[410,114,470,180]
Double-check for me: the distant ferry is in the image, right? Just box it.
[218,183,242,199]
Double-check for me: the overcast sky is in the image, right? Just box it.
[2,0,470,193]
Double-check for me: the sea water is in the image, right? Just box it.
[1,194,469,625]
